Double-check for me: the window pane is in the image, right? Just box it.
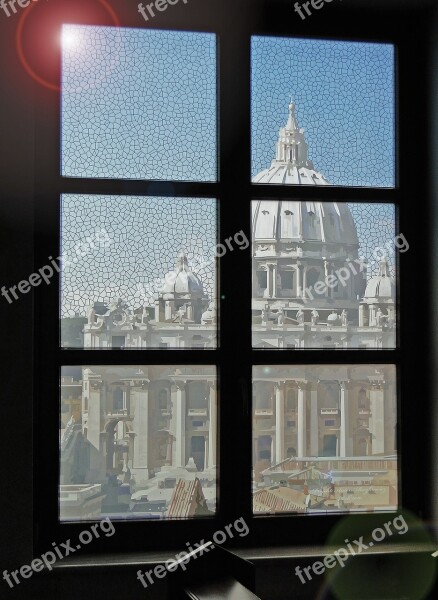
[62,26,217,181]
[252,201,397,349]
[252,365,397,515]
[251,37,395,187]
[60,365,217,522]
[60,195,217,349]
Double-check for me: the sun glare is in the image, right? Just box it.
[62,27,82,51]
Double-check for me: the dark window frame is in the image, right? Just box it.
[32,0,430,556]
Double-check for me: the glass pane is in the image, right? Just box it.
[252,365,397,515]
[252,201,398,349]
[62,26,217,181]
[60,365,217,522]
[252,37,395,187]
[60,195,217,349]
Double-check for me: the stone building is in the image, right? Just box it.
[252,101,396,349]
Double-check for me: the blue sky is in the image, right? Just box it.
[60,28,396,319]
[61,195,217,318]
[251,36,395,187]
[62,26,217,181]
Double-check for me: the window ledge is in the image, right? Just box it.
[233,542,436,562]
[54,541,436,569]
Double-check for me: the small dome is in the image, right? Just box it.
[364,259,395,301]
[161,251,204,298]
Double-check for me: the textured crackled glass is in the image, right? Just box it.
[60,365,217,522]
[251,37,395,187]
[251,200,398,350]
[60,195,218,349]
[62,25,217,181]
[252,365,397,515]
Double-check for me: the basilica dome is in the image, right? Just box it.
[252,199,358,245]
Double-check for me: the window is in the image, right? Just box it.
[60,366,217,522]
[250,34,399,519]
[251,37,395,188]
[257,270,268,290]
[252,201,396,348]
[158,389,168,410]
[33,2,409,555]
[33,21,222,553]
[61,26,217,182]
[281,270,294,290]
[253,366,397,514]
[56,28,219,528]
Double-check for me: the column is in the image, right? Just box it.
[154,299,161,322]
[309,384,319,456]
[275,382,285,464]
[328,264,335,298]
[297,383,307,457]
[323,260,330,298]
[87,379,103,452]
[273,264,278,298]
[165,300,173,321]
[297,264,303,298]
[165,435,173,466]
[340,381,352,456]
[186,304,194,321]
[132,382,149,482]
[266,265,271,298]
[302,268,307,299]
[370,384,385,454]
[267,263,275,298]
[174,382,186,467]
[208,381,217,468]
[271,437,276,465]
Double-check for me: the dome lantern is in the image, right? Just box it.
[253,98,329,185]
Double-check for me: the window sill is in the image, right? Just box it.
[54,541,436,569]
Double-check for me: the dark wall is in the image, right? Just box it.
[1,1,437,599]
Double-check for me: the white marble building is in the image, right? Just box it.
[252,101,396,349]
[253,364,396,471]
[83,252,217,349]
[80,366,217,486]
[61,102,398,517]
